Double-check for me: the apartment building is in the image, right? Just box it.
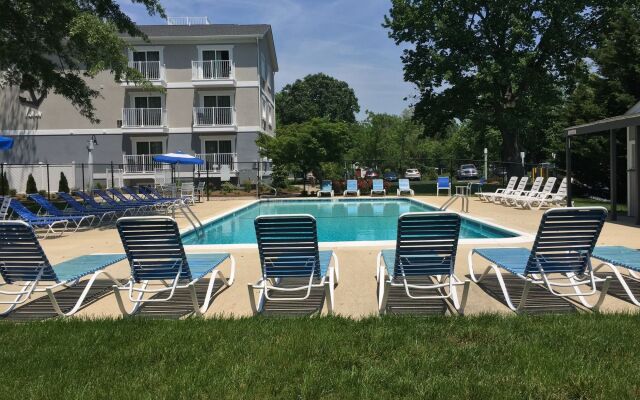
[0,18,277,185]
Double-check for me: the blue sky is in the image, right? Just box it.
[118,0,415,119]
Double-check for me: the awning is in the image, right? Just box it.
[0,136,14,150]
[152,151,204,165]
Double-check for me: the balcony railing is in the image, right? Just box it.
[167,17,210,25]
[195,153,237,172]
[122,154,164,174]
[122,108,166,128]
[191,60,232,80]
[128,61,164,81]
[193,107,234,127]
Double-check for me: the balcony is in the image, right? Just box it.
[193,107,234,127]
[122,154,164,174]
[128,61,165,81]
[192,60,232,80]
[121,108,166,128]
[195,153,238,172]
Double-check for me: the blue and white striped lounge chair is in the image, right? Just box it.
[121,186,173,210]
[436,176,451,196]
[377,212,470,314]
[249,214,340,314]
[114,216,236,316]
[8,199,70,239]
[28,193,96,230]
[468,207,612,312]
[74,190,134,216]
[397,179,414,196]
[343,179,360,196]
[592,246,640,307]
[317,180,334,197]
[478,176,518,202]
[101,189,151,214]
[0,220,125,316]
[371,179,386,196]
[57,192,117,224]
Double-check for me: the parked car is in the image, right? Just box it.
[383,171,398,182]
[404,168,421,181]
[456,164,479,180]
[364,169,380,178]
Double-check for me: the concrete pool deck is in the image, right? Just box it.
[7,195,640,319]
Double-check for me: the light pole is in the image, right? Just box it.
[87,135,98,190]
[520,151,526,177]
[483,147,488,180]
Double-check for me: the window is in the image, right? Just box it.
[134,96,161,109]
[260,53,267,80]
[202,50,230,79]
[203,95,231,108]
[135,140,163,155]
[197,95,232,125]
[204,140,232,154]
[131,50,161,80]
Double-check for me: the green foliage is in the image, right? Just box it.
[25,174,37,194]
[0,315,639,398]
[320,162,344,180]
[269,164,290,189]
[0,171,9,196]
[242,179,253,193]
[58,172,70,193]
[258,118,353,184]
[276,73,360,125]
[221,182,236,194]
[384,0,623,163]
[0,0,165,122]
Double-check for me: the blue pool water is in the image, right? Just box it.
[182,198,519,245]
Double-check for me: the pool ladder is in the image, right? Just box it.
[440,193,469,213]
[171,201,205,237]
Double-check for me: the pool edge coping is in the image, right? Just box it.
[181,196,535,250]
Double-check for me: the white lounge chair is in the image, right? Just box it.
[515,177,556,208]
[478,176,518,202]
[371,179,386,196]
[317,180,334,197]
[0,220,125,316]
[397,179,414,196]
[527,178,568,209]
[502,176,544,206]
[468,207,611,312]
[343,179,360,196]
[249,214,339,314]
[490,176,528,203]
[114,216,236,316]
[377,212,470,314]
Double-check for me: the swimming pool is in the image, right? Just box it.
[182,198,521,245]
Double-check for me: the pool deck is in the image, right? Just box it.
[9,195,640,319]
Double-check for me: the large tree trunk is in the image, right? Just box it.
[501,130,522,176]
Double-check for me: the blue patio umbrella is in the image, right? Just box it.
[0,136,14,150]
[152,151,204,165]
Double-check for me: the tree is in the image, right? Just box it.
[0,0,165,123]
[276,73,360,125]
[257,118,353,190]
[58,172,70,193]
[26,174,38,194]
[384,0,625,164]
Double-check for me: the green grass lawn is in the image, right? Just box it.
[1,315,640,399]
[573,198,628,213]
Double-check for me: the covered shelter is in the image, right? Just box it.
[565,107,640,224]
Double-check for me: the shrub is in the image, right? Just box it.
[26,174,38,194]
[38,190,47,197]
[357,179,371,195]
[9,189,17,197]
[424,168,438,181]
[270,165,289,189]
[242,179,253,193]
[221,182,236,194]
[58,172,70,193]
